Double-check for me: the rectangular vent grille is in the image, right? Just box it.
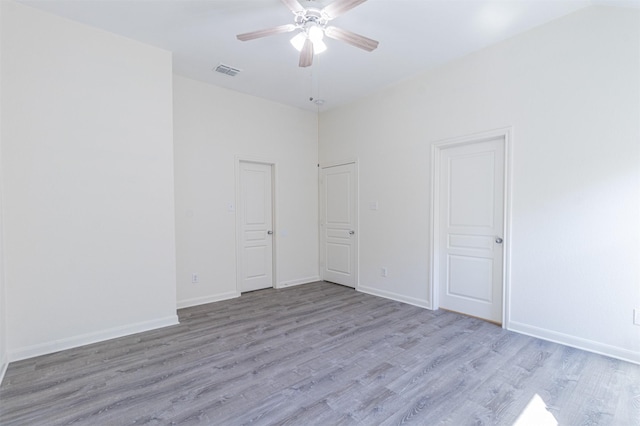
[214,64,241,77]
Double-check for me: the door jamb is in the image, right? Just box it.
[319,158,359,289]
[235,156,278,294]
[429,128,513,328]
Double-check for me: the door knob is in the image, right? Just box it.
[267,230,273,235]
[349,230,355,235]
[495,237,503,244]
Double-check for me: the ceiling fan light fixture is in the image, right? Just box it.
[290,31,327,54]
[313,39,327,54]
[308,25,324,43]
[290,32,306,51]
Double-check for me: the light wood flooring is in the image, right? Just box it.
[1,281,638,425]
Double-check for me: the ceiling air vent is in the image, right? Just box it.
[214,64,241,77]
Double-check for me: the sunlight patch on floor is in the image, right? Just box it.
[513,393,558,426]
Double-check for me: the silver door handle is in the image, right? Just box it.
[349,230,355,235]
[267,230,273,235]
[495,237,503,244]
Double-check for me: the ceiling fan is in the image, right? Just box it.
[236,0,379,67]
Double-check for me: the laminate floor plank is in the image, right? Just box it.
[1,281,638,425]
[382,334,536,425]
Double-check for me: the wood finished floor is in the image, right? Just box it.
[1,281,639,425]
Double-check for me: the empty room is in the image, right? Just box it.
[0,0,639,424]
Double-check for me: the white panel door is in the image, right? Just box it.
[320,163,357,288]
[439,137,505,323]
[239,162,273,293]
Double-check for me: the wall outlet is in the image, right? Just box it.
[381,267,388,277]
[191,273,199,284]
[634,309,640,326]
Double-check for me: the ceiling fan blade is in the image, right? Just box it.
[322,0,367,19]
[325,26,379,52]
[237,24,296,41]
[281,0,305,14]
[299,38,314,67]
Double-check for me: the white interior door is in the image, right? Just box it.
[438,137,505,323]
[320,162,357,288]
[239,162,273,293]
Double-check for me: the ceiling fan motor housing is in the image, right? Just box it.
[295,9,328,31]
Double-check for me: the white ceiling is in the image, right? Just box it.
[17,0,640,112]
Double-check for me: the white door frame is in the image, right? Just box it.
[319,158,359,289]
[430,128,513,328]
[235,156,278,293]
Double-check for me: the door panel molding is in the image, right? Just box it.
[235,156,278,293]
[430,128,512,327]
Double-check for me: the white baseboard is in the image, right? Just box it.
[509,320,640,365]
[177,291,239,309]
[278,276,321,289]
[8,315,179,363]
[358,284,432,310]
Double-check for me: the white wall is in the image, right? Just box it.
[1,1,178,361]
[319,6,640,363]
[173,76,319,308]
[0,0,7,382]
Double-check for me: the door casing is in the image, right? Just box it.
[430,128,512,327]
